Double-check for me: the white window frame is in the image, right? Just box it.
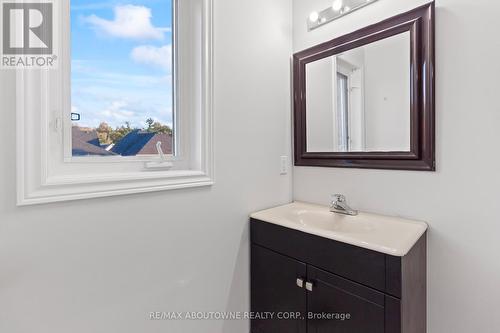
[332,56,366,152]
[16,0,214,205]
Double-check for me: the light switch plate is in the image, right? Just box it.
[280,156,288,175]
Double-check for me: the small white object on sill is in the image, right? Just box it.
[144,141,174,170]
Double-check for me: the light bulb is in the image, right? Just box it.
[343,6,351,12]
[332,0,343,12]
[309,11,319,22]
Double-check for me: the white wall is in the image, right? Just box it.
[306,57,335,151]
[363,33,411,151]
[293,0,500,332]
[0,0,292,332]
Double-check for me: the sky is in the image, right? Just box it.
[71,0,173,129]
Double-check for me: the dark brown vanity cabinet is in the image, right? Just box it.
[250,219,427,333]
[251,244,306,333]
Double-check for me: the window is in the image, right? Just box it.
[334,56,365,152]
[336,72,349,152]
[70,1,174,158]
[16,0,214,205]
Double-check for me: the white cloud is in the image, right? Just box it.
[73,90,174,128]
[130,45,172,71]
[101,101,135,122]
[85,5,169,40]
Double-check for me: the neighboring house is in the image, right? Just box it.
[72,127,116,156]
[111,130,173,156]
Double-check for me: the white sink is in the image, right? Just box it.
[250,202,428,256]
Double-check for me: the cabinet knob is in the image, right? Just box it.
[305,281,314,292]
[296,278,304,288]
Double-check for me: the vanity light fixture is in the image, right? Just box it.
[332,0,343,12]
[309,11,320,23]
[308,0,379,31]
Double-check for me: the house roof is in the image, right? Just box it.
[111,130,173,156]
[72,139,116,156]
[137,133,173,155]
[72,127,101,147]
[72,127,116,156]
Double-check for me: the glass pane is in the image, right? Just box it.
[305,32,411,153]
[71,0,174,157]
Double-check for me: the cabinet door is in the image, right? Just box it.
[251,244,307,333]
[307,266,385,333]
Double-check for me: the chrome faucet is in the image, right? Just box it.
[330,194,358,216]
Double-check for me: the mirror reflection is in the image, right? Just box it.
[305,32,411,153]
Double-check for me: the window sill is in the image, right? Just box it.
[18,170,214,206]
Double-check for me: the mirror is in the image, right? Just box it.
[306,32,411,153]
[293,3,435,171]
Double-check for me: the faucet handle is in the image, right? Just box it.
[332,194,346,203]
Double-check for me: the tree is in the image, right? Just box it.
[146,118,155,130]
[145,118,172,135]
[96,122,112,145]
[109,122,134,143]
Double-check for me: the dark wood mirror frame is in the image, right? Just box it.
[293,3,435,171]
